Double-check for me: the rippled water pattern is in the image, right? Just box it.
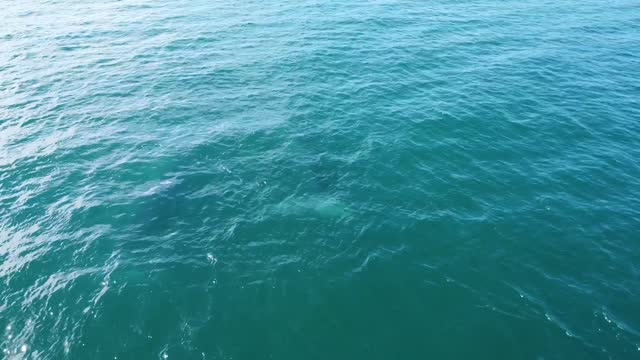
[2,0,640,358]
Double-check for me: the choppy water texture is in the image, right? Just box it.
[1,0,640,358]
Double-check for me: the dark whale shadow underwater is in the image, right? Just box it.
[132,135,352,241]
[311,155,340,192]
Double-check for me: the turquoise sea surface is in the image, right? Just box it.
[1,0,640,359]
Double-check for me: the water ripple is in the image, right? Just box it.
[2,0,640,358]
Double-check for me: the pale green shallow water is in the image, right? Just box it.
[1,0,640,359]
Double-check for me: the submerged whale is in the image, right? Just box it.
[272,194,350,219]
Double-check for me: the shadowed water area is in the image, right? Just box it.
[1,0,640,359]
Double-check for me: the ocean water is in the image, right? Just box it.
[1,0,640,358]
